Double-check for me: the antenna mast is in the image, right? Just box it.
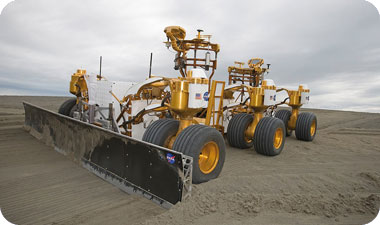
[149,52,153,78]
[98,56,102,80]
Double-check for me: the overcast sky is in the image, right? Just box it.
[0,0,379,112]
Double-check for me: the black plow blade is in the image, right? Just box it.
[23,102,192,208]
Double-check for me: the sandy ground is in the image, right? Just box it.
[0,96,379,225]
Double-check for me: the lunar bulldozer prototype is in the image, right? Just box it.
[23,26,226,207]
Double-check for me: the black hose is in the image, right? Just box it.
[122,109,146,126]
[161,93,171,107]
[223,97,251,111]
[242,96,250,105]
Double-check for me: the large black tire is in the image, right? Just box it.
[227,113,254,149]
[58,98,77,117]
[275,109,293,136]
[295,112,317,141]
[142,119,179,147]
[253,117,286,156]
[172,125,226,184]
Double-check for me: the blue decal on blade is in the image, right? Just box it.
[166,153,175,164]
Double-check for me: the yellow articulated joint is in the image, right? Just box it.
[245,112,264,140]
[288,107,299,130]
[286,84,311,130]
[177,119,193,136]
[167,119,193,149]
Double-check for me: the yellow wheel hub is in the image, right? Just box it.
[310,120,316,136]
[273,127,283,149]
[199,141,219,174]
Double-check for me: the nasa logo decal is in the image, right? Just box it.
[203,92,209,101]
[166,153,176,164]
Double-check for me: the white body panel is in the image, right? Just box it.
[264,89,276,106]
[86,75,98,105]
[95,81,113,107]
[83,75,159,140]
[130,100,160,140]
[87,77,135,121]
[188,83,208,109]
[111,81,136,119]
[301,92,310,104]
[125,77,163,96]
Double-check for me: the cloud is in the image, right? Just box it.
[0,0,379,112]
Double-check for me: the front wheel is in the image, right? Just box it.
[172,125,226,184]
[253,117,286,156]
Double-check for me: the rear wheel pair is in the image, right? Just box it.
[275,109,317,141]
[143,119,226,184]
[227,114,286,156]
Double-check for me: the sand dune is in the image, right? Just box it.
[0,96,379,225]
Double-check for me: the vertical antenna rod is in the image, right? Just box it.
[99,56,102,79]
[149,52,153,78]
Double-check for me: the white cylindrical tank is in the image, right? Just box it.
[191,68,208,78]
[188,68,208,108]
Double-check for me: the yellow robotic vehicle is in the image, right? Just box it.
[224,58,317,156]
[224,59,285,156]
